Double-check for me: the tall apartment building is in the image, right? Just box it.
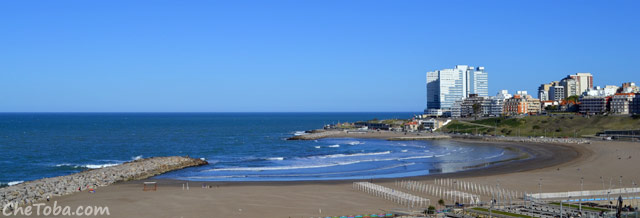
[560,77,578,98]
[538,81,559,101]
[611,93,636,114]
[538,73,593,101]
[549,86,565,101]
[425,65,488,115]
[568,73,594,94]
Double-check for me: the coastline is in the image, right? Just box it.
[6,132,638,218]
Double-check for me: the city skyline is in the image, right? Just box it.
[1,0,639,112]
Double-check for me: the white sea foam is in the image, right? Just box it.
[314,146,321,149]
[207,160,362,172]
[7,181,24,186]
[132,155,143,160]
[483,151,505,159]
[397,155,434,160]
[313,151,391,159]
[401,150,408,153]
[347,141,364,145]
[293,131,307,136]
[84,163,120,169]
[266,157,284,161]
[328,144,340,148]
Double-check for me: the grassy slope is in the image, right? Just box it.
[439,115,640,138]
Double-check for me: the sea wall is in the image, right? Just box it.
[0,156,207,208]
[452,135,591,144]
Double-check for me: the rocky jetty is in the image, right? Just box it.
[0,156,207,208]
[287,130,342,140]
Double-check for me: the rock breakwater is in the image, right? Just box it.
[0,156,207,208]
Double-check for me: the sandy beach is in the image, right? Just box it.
[5,137,640,218]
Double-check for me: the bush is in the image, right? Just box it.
[427,206,436,214]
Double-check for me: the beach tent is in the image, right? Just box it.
[385,214,393,217]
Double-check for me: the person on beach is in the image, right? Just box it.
[47,195,50,202]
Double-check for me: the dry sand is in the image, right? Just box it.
[7,139,640,218]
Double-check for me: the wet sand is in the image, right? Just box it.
[7,139,640,218]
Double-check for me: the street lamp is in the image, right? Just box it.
[580,177,584,213]
[538,178,543,203]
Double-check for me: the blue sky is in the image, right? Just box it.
[1,0,638,112]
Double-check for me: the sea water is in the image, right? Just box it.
[0,113,518,184]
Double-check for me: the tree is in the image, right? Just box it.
[472,103,482,120]
[438,198,445,209]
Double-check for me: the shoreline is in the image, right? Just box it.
[7,136,637,218]
[146,137,582,185]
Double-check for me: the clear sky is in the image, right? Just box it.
[1,0,638,112]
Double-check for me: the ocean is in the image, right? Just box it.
[0,113,517,184]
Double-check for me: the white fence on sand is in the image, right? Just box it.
[353,182,430,208]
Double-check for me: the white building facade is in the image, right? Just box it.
[425,65,488,115]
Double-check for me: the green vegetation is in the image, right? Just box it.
[439,115,640,137]
[549,202,608,212]
[470,207,530,218]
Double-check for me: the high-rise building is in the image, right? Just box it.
[568,73,594,95]
[560,77,578,98]
[468,67,489,97]
[549,86,565,101]
[538,81,559,101]
[425,65,488,115]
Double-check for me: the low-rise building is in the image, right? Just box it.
[420,118,448,131]
[611,93,636,114]
[503,93,541,115]
[403,121,419,132]
[621,82,640,93]
[579,96,611,115]
[583,85,618,97]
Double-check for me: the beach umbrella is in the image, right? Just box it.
[340,216,347,218]
[370,214,378,217]
[385,213,393,217]
[348,216,354,218]
[377,214,385,217]
[355,215,363,218]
